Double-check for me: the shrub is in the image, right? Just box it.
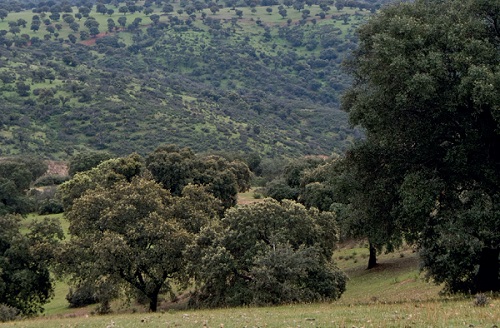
[474,294,489,307]
[34,174,70,187]
[252,192,262,199]
[66,284,98,308]
[0,304,19,322]
[38,198,64,215]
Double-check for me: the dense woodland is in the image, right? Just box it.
[1,0,499,323]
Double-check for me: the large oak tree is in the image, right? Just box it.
[58,177,220,312]
[342,0,499,292]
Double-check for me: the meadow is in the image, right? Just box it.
[3,216,499,328]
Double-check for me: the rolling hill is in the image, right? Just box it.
[0,0,375,159]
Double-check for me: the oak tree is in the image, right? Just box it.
[342,0,500,292]
[0,215,63,316]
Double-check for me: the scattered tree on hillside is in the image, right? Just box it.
[78,6,90,17]
[69,21,79,32]
[150,14,160,25]
[117,16,127,27]
[0,9,8,21]
[342,0,500,292]
[118,6,129,15]
[16,18,27,28]
[96,3,107,15]
[162,4,174,14]
[107,18,115,32]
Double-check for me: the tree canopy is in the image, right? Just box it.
[57,176,221,312]
[56,147,251,311]
[342,0,500,292]
[0,214,63,317]
[68,151,114,176]
[146,145,251,209]
[187,199,346,307]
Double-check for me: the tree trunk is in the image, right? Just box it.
[367,242,377,269]
[149,293,159,312]
[475,247,500,293]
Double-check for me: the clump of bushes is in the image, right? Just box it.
[37,198,64,215]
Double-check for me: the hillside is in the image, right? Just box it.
[0,0,377,159]
[3,224,499,327]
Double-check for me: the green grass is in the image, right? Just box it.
[2,295,498,327]
[237,188,265,205]
[4,220,499,327]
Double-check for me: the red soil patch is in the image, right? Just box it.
[80,32,109,46]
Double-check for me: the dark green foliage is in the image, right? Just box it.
[187,199,346,307]
[65,283,98,308]
[145,145,197,196]
[0,214,63,316]
[37,198,64,215]
[263,157,326,201]
[265,178,299,201]
[0,159,39,215]
[58,153,145,210]
[342,0,500,292]
[0,9,8,21]
[68,151,114,176]
[33,174,69,187]
[13,157,48,181]
[146,145,250,209]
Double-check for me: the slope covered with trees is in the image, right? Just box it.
[0,0,381,159]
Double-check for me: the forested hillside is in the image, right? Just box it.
[0,0,386,159]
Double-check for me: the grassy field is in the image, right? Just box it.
[2,225,498,327]
[3,299,498,328]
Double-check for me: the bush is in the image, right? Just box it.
[264,179,299,201]
[95,300,111,315]
[188,199,346,307]
[252,192,262,199]
[38,198,64,215]
[34,174,70,187]
[0,304,19,322]
[66,284,98,308]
